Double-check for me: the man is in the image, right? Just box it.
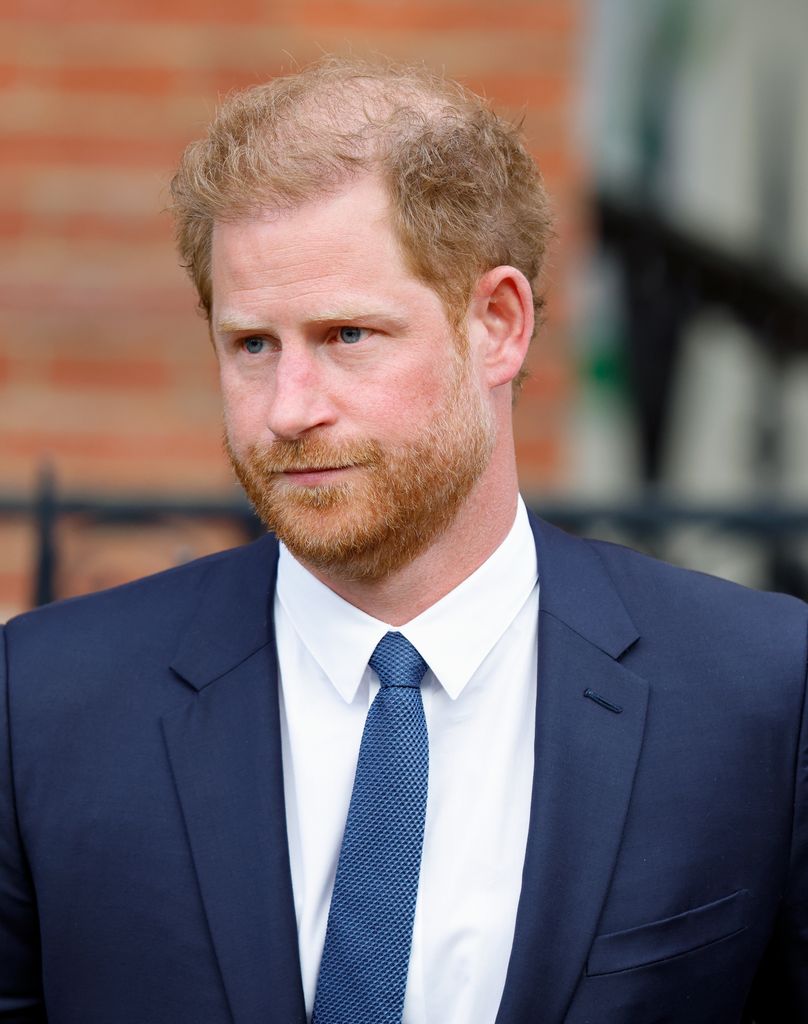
[0,57,806,1024]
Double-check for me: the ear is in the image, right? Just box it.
[468,266,534,389]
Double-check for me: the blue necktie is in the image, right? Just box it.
[312,631,429,1024]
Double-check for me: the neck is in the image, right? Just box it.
[305,454,520,626]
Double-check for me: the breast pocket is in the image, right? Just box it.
[586,888,750,976]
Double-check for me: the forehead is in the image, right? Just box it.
[213,180,388,288]
[209,176,447,328]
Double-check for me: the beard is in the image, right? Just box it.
[226,356,495,582]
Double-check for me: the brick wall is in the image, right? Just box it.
[0,0,583,617]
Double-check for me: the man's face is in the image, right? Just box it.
[210,176,496,581]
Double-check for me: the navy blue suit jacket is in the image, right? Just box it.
[1,514,807,1023]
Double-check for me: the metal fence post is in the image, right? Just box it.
[32,464,57,608]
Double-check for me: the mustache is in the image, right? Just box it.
[241,436,383,474]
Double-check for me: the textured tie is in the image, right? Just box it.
[312,631,429,1024]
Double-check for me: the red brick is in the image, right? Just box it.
[516,436,565,476]
[3,0,574,30]
[55,65,182,95]
[0,284,190,315]
[1,449,235,495]
[2,430,223,463]
[47,357,171,391]
[207,66,288,97]
[0,309,214,373]
[0,517,36,617]
[0,165,174,220]
[521,359,574,404]
[469,72,570,112]
[1,133,182,169]
[0,570,30,616]
[0,516,34,561]
[0,210,170,243]
[54,518,249,603]
[4,0,265,24]
[0,210,26,238]
[0,63,183,96]
[293,0,578,34]
[0,381,218,443]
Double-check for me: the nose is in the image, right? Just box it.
[265,347,337,440]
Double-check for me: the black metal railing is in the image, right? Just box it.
[3,468,808,607]
[594,192,808,481]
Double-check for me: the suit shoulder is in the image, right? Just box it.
[587,535,808,666]
[591,533,804,611]
[3,533,279,643]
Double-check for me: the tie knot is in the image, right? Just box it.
[369,632,428,689]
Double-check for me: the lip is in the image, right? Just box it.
[279,466,355,486]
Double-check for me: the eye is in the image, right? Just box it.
[242,336,265,354]
[337,326,368,345]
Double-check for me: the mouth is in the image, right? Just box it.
[277,465,357,485]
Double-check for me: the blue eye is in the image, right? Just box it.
[338,326,365,345]
[243,336,265,354]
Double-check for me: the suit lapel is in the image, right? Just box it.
[161,536,306,1024]
[496,516,649,1024]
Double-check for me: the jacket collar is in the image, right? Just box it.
[169,534,280,691]
[169,510,639,692]
[529,510,639,658]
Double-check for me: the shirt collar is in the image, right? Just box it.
[276,496,538,702]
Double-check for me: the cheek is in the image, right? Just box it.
[220,377,269,449]
[379,357,456,415]
[352,382,437,436]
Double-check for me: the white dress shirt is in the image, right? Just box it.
[275,496,539,1024]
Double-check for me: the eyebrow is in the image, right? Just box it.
[215,317,268,335]
[215,310,408,334]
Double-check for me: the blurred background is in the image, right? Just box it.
[1,0,807,619]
